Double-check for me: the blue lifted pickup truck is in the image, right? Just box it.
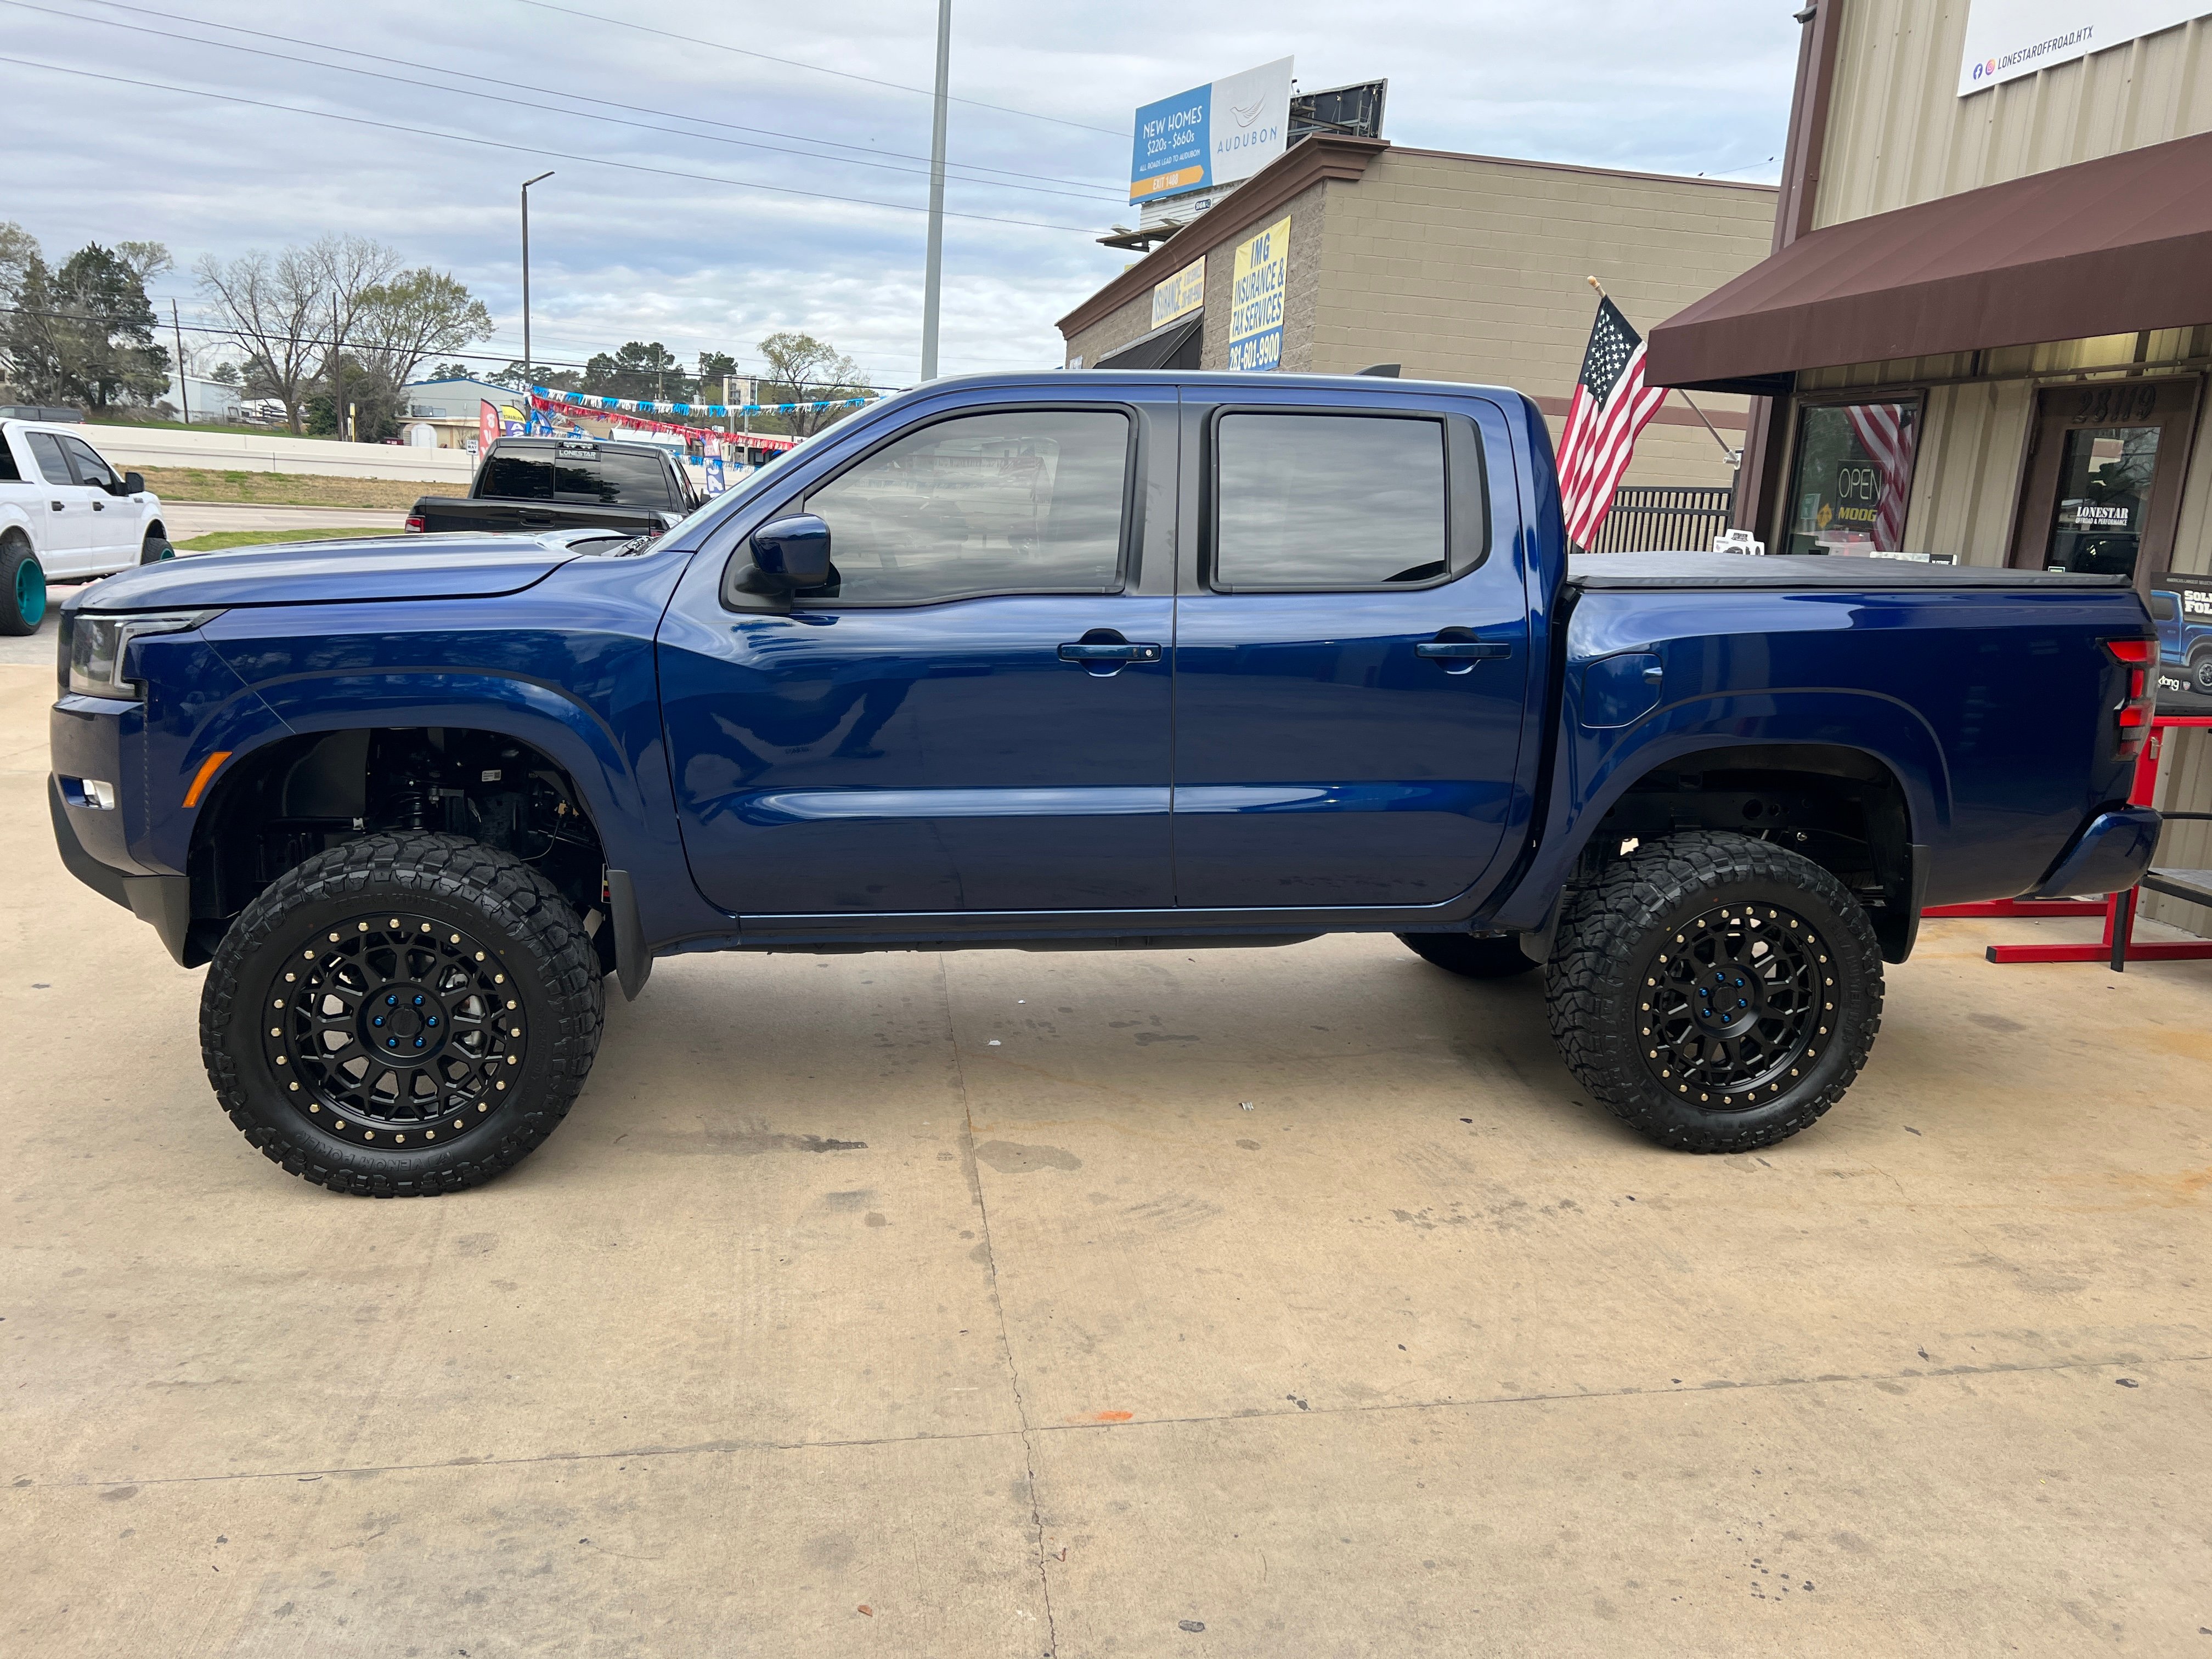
[49,371,2161,1193]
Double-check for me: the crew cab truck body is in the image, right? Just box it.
[0,417,171,634]
[50,371,2159,1195]
[409,435,697,539]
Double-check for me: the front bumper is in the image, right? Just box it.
[49,774,193,964]
[2028,805,2162,900]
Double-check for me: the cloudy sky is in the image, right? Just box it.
[3,0,1801,392]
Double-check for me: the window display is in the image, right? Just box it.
[1784,399,1919,555]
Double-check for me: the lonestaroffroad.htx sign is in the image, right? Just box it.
[1958,0,2206,95]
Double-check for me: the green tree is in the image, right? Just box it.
[7,241,172,409]
[755,330,866,438]
[349,268,493,394]
[582,341,691,403]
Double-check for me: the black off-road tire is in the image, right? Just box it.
[1544,831,1883,1153]
[140,529,173,565]
[1397,932,1539,979]
[200,832,604,1195]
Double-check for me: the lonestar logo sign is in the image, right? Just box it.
[1957,1,2198,97]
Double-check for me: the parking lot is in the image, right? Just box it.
[3,653,2208,1656]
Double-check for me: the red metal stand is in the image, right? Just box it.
[1957,716,2212,969]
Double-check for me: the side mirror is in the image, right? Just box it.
[733,514,832,597]
[121,471,145,496]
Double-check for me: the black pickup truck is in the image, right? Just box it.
[408,436,699,538]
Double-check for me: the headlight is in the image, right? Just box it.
[62,610,225,699]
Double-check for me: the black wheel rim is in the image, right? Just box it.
[1638,902,1836,1110]
[263,915,524,1148]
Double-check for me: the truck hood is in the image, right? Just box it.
[66,533,589,612]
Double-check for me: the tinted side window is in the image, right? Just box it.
[1214,413,1448,589]
[801,409,1130,603]
[0,435,20,482]
[2151,594,2180,621]
[62,436,119,489]
[554,451,676,507]
[26,431,75,487]
[479,452,552,499]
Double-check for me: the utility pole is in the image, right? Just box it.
[329,294,345,442]
[919,0,951,381]
[521,171,555,393]
[170,300,189,427]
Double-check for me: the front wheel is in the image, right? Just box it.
[200,832,605,1195]
[1544,831,1883,1153]
[140,529,174,565]
[0,536,44,635]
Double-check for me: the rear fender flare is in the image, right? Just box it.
[1490,689,1949,932]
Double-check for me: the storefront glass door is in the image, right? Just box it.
[2012,378,2200,586]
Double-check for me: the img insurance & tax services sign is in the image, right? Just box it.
[1227,216,1291,372]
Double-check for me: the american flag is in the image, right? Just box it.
[1556,297,1668,549]
[1844,402,1914,551]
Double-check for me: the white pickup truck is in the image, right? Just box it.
[0,419,171,634]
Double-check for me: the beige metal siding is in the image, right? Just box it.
[1818,3,2212,227]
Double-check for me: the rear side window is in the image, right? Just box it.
[554,451,676,507]
[26,431,74,487]
[800,408,1131,604]
[479,452,552,500]
[1211,413,1453,589]
[2151,593,2180,621]
[62,436,119,489]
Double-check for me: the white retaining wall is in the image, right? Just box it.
[78,425,475,484]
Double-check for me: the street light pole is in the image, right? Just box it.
[919,0,951,381]
[521,171,555,394]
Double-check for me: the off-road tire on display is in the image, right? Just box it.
[140,530,173,565]
[2191,649,2212,695]
[0,535,43,635]
[200,832,604,1195]
[1397,932,1539,978]
[1544,830,1882,1153]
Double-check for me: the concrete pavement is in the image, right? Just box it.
[2,658,2208,1655]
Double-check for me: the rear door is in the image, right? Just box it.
[1170,390,1536,910]
[22,430,95,575]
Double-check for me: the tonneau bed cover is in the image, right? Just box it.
[1568,551,2130,590]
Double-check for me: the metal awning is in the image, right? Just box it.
[1093,313,1203,371]
[1647,129,2212,396]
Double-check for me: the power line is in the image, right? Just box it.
[22,0,1125,204]
[507,0,1128,139]
[0,52,1103,235]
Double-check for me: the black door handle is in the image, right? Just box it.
[50,501,64,511]
[1058,642,1161,662]
[92,500,105,510]
[1414,640,1510,659]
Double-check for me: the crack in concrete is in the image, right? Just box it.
[940,955,1061,1659]
[10,1351,2202,1497]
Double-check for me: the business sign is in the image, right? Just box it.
[1226,215,1291,373]
[2149,574,2212,714]
[1958,0,2205,94]
[1130,57,1293,204]
[1151,256,1206,329]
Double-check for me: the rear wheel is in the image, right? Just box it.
[200,832,604,1195]
[1398,932,1538,979]
[1544,830,1883,1152]
[0,535,44,635]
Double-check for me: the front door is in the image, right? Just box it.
[60,435,136,567]
[661,393,1176,917]
[2010,377,2202,587]
[22,431,96,577]
[1171,394,1535,910]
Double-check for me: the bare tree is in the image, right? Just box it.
[195,246,327,432]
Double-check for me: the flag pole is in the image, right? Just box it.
[1586,274,1736,463]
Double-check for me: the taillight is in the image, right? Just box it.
[404,514,425,533]
[2104,636,2155,758]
